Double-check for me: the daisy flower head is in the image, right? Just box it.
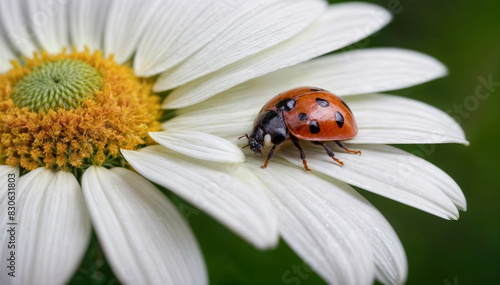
[0,0,467,285]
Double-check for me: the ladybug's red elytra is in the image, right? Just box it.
[241,87,361,171]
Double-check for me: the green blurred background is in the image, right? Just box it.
[70,1,500,284]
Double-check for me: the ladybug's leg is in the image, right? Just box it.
[261,145,277,169]
[291,135,311,172]
[312,142,344,166]
[335,141,361,155]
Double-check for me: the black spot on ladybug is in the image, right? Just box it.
[298,113,308,121]
[310,88,324,92]
[276,98,296,112]
[340,98,352,113]
[335,111,344,128]
[309,120,320,134]
[316,98,329,108]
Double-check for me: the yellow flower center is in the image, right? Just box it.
[0,48,162,171]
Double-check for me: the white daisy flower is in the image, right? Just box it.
[0,0,467,285]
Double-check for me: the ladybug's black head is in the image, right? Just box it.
[248,126,265,155]
[245,110,288,156]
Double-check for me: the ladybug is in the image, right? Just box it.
[241,87,361,171]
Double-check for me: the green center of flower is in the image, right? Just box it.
[11,59,103,113]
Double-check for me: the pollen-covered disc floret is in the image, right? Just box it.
[0,49,162,171]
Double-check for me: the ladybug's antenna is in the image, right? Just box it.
[238,134,249,140]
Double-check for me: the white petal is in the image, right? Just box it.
[134,0,246,76]
[82,166,207,285]
[154,0,326,91]
[150,130,245,163]
[1,168,91,285]
[25,0,70,54]
[317,177,408,285]
[161,2,392,108]
[278,143,465,218]
[310,48,447,96]
[0,23,16,72]
[251,158,407,284]
[0,0,38,57]
[69,0,112,52]
[162,101,255,142]
[346,94,468,145]
[104,0,163,64]
[199,48,447,102]
[122,145,279,249]
[247,158,376,285]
